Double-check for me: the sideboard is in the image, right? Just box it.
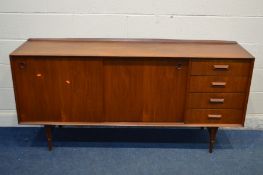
[10,38,254,153]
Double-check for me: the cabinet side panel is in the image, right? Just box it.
[242,60,255,126]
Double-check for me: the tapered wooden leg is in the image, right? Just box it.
[44,125,53,151]
[207,127,218,153]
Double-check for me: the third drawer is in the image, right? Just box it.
[187,93,246,109]
[185,109,243,124]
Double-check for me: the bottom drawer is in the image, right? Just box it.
[185,109,243,124]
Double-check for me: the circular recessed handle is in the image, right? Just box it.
[65,80,71,84]
[18,62,26,69]
[176,63,183,70]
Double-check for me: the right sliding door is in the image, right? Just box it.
[104,59,188,123]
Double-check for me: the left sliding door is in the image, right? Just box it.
[11,57,62,122]
[11,57,104,123]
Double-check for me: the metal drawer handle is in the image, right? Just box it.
[211,82,226,87]
[208,114,222,119]
[36,73,42,77]
[213,65,229,70]
[210,98,224,103]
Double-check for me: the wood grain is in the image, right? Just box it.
[143,60,188,122]
[187,93,246,109]
[11,57,62,122]
[11,39,254,59]
[9,39,255,152]
[11,57,104,122]
[55,58,104,122]
[104,59,188,122]
[19,121,243,127]
[10,39,254,128]
[104,59,144,122]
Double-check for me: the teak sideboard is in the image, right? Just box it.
[10,39,254,153]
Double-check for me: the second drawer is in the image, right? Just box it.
[189,76,248,92]
[187,93,246,109]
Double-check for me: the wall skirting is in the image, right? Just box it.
[0,111,263,129]
[0,110,19,126]
[243,114,263,130]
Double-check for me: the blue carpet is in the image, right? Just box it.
[0,127,263,175]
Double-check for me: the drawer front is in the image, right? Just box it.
[189,76,248,92]
[185,109,243,124]
[187,93,246,109]
[191,60,251,76]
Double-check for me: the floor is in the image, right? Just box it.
[0,127,263,175]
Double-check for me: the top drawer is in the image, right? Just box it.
[191,60,251,76]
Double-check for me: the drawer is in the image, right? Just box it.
[189,76,248,92]
[191,60,251,76]
[187,93,246,109]
[185,109,243,124]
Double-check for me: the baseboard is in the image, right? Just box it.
[0,111,263,129]
[244,114,263,130]
[0,111,38,127]
[0,110,19,126]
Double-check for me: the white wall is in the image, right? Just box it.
[0,0,263,127]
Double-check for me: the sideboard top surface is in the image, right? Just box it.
[10,38,254,59]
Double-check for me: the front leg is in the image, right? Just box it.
[44,125,53,151]
[207,127,218,153]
